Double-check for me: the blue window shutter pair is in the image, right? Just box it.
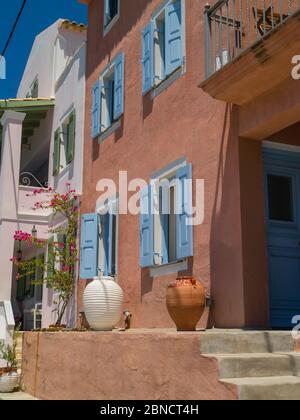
[142,22,154,95]
[91,53,124,138]
[141,0,183,95]
[114,53,125,120]
[80,214,99,279]
[165,0,183,76]
[80,211,117,279]
[139,164,193,268]
[91,80,102,139]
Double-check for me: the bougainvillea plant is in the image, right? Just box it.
[11,184,79,327]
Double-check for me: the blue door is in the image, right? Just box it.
[264,148,300,329]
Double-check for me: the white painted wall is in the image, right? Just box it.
[49,38,86,195]
[5,20,87,329]
[17,21,59,99]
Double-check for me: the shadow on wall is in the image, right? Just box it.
[55,45,86,92]
[87,0,153,79]
[209,103,246,329]
[140,258,194,299]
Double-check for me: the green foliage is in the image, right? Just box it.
[12,185,79,326]
[0,325,21,369]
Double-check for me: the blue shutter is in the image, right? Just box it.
[142,22,154,95]
[114,53,125,120]
[80,213,99,279]
[176,164,193,259]
[140,185,154,268]
[91,80,101,139]
[165,0,183,76]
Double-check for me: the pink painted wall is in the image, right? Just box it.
[22,331,237,400]
[79,0,250,329]
[79,0,300,330]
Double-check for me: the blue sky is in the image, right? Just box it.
[0,0,87,98]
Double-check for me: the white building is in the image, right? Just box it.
[0,19,86,340]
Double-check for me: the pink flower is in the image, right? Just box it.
[33,188,45,196]
[53,242,65,249]
[14,230,32,242]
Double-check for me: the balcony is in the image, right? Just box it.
[199,0,300,105]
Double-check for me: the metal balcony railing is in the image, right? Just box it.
[204,0,300,78]
[19,172,48,188]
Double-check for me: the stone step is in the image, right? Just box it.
[0,392,38,401]
[221,376,300,400]
[206,353,300,379]
[200,331,294,354]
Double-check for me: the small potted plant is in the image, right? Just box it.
[0,327,21,393]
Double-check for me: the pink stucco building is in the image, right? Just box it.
[78,0,300,330]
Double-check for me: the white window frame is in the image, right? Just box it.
[96,197,119,278]
[103,0,120,36]
[26,77,39,98]
[100,64,115,133]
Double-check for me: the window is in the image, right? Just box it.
[53,110,76,176]
[47,234,67,288]
[26,78,39,98]
[16,256,44,301]
[91,53,125,140]
[104,0,120,32]
[142,0,184,95]
[80,199,119,279]
[35,253,45,302]
[140,163,193,268]
[98,199,118,277]
[268,174,294,222]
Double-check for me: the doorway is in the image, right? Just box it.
[264,146,300,329]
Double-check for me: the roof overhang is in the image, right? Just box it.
[0,98,55,146]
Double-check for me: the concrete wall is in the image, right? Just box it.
[21,331,237,400]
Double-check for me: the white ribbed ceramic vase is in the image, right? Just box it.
[83,276,124,331]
